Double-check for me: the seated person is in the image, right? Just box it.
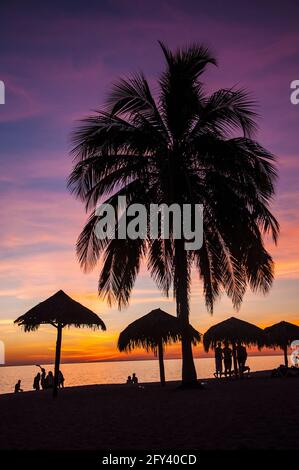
[239,364,250,375]
[271,364,299,378]
[132,373,138,384]
[14,379,23,393]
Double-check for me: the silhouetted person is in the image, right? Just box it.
[126,375,133,384]
[223,342,232,377]
[45,371,54,389]
[271,364,299,378]
[33,372,41,391]
[237,342,249,376]
[132,373,138,384]
[14,379,23,393]
[58,370,65,389]
[36,365,46,390]
[214,342,223,378]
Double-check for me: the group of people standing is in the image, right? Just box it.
[14,365,65,393]
[214,341,250,378]
[33,365,65,390]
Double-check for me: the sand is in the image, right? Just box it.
[0,372,298,450]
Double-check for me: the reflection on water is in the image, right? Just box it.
[0,355,283,394]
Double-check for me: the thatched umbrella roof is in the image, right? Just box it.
[118,308,200,386]
[15,290,106,331]
[264,321,299,348]
[264,321,299,367]
[118,308,201,352]
[15,290,106,397]
[203,316,265,352]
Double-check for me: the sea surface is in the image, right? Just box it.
[0,355,283,394]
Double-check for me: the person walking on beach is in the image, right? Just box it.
[58,370,65,388]
[214,342,223,378]
[33,372,41,391]
[237,342,249,376]
[132,373,138,384]
[223,342,232,377]
[14,379,23,393]
[36,365,46,390]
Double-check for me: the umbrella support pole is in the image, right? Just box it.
[158,339,165,386]
[283,344,288,367]
[53,323,63,398]
[232,341,238,378]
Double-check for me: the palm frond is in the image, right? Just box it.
[194,88,258,138]
[159,41,216,140]
[98,237,146,309]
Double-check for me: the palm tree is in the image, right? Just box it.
[68,42,279,387]
[118,308,201,386]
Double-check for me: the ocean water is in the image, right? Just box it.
[0,355,284,395]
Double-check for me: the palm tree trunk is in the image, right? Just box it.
[53,323,63,398]
[174,240,198,387]
[158,339,165,386]
[283,344,288,367]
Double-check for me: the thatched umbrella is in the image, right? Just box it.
[118,308,201,386]
[203,317,265,376]
[264,321,299,367]
[15,290,106,397]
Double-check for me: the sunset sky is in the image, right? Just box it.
[0,0,298,365]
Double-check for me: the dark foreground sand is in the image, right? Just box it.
[0,372,298,450]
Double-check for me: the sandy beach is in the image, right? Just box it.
[0,372,298,450]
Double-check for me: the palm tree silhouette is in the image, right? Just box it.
[68,42,279,387]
